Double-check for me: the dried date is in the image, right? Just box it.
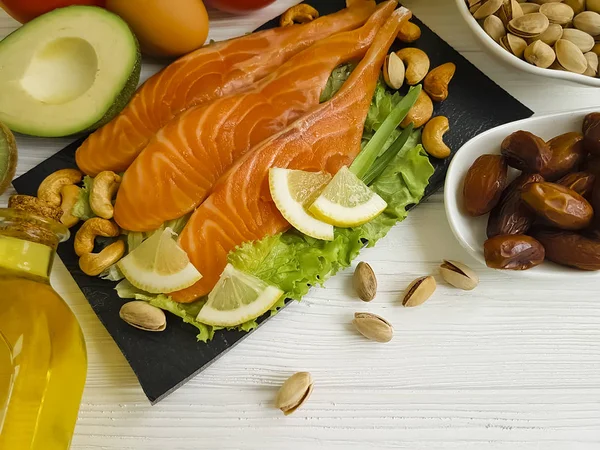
[541,132,586,181]
[483,234,545,270]
[583,112,600,155]
[532,228,600,271]
[487,173,544,238]
[463,154,508,216]
[500,130,551,173]
[521,182,593,230]
[556,172,595,198]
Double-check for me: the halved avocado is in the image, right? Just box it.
[0,122,17,195]
[0,6,141,137]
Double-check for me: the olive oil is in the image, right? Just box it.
[0,212,87,449]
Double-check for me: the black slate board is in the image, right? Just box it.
[13,1,533,404]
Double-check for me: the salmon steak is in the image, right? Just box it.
[74,1,376,176]
[113,2,397,232]
[172,5,412,303]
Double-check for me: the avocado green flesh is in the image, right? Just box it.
[0,122,17,195]
[0,6,141,137]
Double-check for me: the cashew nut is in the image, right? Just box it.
[383,52,405,90]
[38,168,82,207]
[74,217,120,257]
[395,48,430,85]
[397,21,421,43]
[401,90,434,129]
[280,4,319,27]
[79,240,125,276]
[90,171,121,219]
[8,194,63,222]
[422,116,451,159]
[60,185,81,228]
[424,62,456,102]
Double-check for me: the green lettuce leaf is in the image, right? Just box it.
[100,263,125,282]
[320,63,355,102]
[72,175,95,220]
[371,141,435,221]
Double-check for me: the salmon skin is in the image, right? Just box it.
[74,2,376,177]
[172,6,412,303]
[113,2,397,232]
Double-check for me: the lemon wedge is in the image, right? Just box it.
[196,264,284,327]
[269,168,334,240]
[308,166,387,227]
[118,227,201,294]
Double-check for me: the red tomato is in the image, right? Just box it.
[0,0,105,23]
[204,0,275,14]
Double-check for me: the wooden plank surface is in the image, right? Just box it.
[2,1,600,448]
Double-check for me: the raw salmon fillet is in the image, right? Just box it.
[113,2,396,232]
[172,5,411,303]
[74,2,376,176]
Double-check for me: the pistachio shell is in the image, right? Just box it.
[533,23,563,45]
[353,262,377,302]
[439,260,480,291]
[485,14,508,41]
[474,0,504,19]
[584,51,599,75]
[561,28,595,52]
[588,0,600,14]
[402,275,436,307]
[383,52,405,90]
[525,39,556,67]
[501,32,528,57]
[539,2,574,26]
[119,301,166,332]
[496,0,524,24]
[564,0,585,15]
[508,12,550,38]
[573,11,600,36]
[520,3,541,14]
[555,38,589,73]
[275,372,313,416]
[352,312,394,343]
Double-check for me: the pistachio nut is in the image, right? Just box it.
[119,301,166,332]
[275,372,314,416]
[561,28,595,52]
[588,0,600,14]
[539,2,575,26]
[496,0,524,25]
[533,23,563,46]
[353,262,377,302]
[592,42,600,56]
[484,14,508,41]
[573,11,600,36]
[501,33,528,58]
[402,275,436,307]
[474,0,504,19]
[352,312,394,342]
[383,52,405,90]
[563,0,585,15]
[508,12,550,38]
[524,39,556,67]
[584,51,599,75]
[520,3,541,14]
[439,260,479,291]
[555,38,589,73]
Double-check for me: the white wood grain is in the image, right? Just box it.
[2,1,600,448]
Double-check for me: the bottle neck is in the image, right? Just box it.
[0,235,53,280]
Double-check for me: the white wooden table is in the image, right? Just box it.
[3,1,600,449]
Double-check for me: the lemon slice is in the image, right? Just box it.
[118,227,201,294]
[196,264,284,327]
[308,166,387,227]
[269,168,333,240]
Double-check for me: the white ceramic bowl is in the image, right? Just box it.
[454,0,600,88]
[444,107,600,278]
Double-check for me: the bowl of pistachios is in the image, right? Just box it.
[455,0,600,87]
